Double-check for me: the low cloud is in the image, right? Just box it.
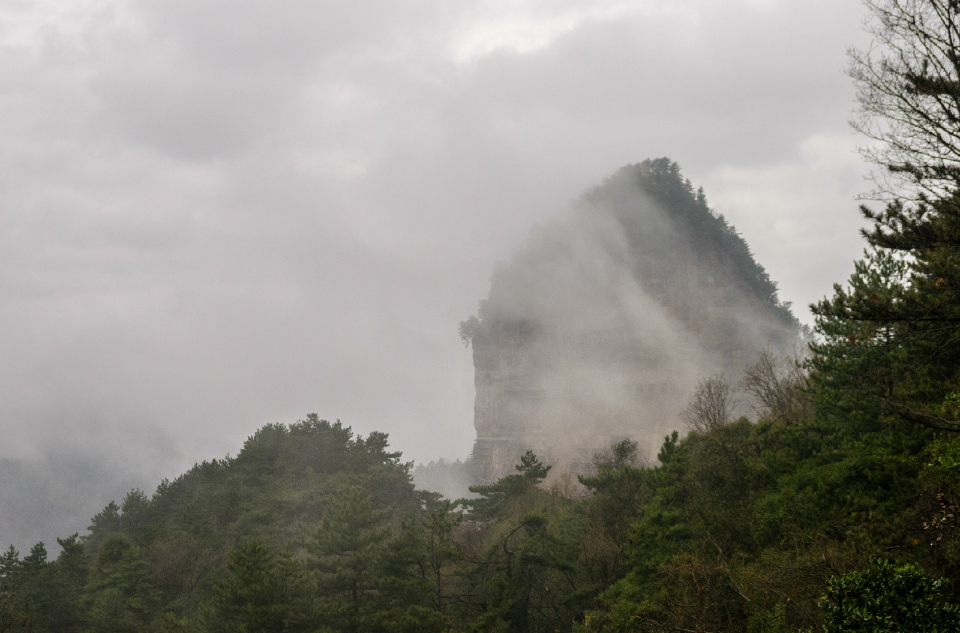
[0,0,873,528]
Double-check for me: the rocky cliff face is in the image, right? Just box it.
[466,159,804,484]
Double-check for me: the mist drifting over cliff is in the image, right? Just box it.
[465,160,804,481]
[0,0,874,551]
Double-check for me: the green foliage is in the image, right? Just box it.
[459,488,589,632]
[57,416,426,630]
[812,0,960,435]
[464,451,551,521]
[817,558,960,633]
[87,501,123,552]
[207,539,311,633]
[308,485,450,632]
[8,400,960,633]
[656,431,679,465]
[462,157,806,350]
[578,440,654,583]
[0,545,29,632]
[577,404,958,632]
[587,158,801,330]
[0,536,90,633]
[466,514,582,633]
[83,534,161,633]
[310,487,392,625]
[747,604,791,633]
[411,494,462,614]
[43,535,89,633]
[810,246,940,432]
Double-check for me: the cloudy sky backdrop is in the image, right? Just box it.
[2,0,874,475]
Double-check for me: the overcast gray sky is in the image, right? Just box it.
[1,0,874,472]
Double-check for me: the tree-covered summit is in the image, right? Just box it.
[584,158,801,330]
[464,156,804,343]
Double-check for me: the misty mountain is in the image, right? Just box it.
[0,455,151,556]
[464,158,805,482]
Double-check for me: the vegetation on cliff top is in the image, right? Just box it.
[461,156,804,347]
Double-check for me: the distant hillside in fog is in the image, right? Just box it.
[0,455,149,554]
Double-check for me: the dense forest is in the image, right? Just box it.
[7,1,960,631]
[4,396,960,633]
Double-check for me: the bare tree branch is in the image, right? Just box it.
[740,350,813,424]
[682,375,736,433]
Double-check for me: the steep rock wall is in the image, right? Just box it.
[466,160,804,483]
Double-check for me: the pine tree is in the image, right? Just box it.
[465,451,550,520]
[416,494,462,615]
[0,546,27,632]
[42,535,89,633]
[309,487,392,632]
[813,0,960,430]
[120,489,158,547]
[208,539,311,633]
[82,534,160,633]
[369,506,450,633]
[12,543,52,633]
[87,501,123,553]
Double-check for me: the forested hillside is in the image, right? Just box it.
[4,392,960,632]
